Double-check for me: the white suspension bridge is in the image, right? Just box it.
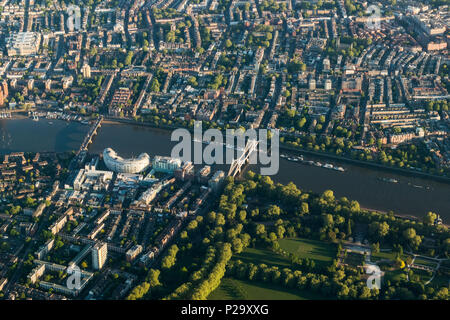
[227,139,259,177]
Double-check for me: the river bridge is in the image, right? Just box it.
[68,116,103,171]
[78,116,103,155]
[227,139,259,177]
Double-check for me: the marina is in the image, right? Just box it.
[28,111,89,123]
[281,153,345,172]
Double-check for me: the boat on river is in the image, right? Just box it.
[380,177,398,183]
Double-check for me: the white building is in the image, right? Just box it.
[152,156,182,173]
[6,32,41,56]
[323,58,330,72]
[72,167,113,191]
[81,64,91,78]
[103,148,150,173]
[309,78,316,90]
[92,242,108,270]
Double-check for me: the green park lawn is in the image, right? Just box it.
[233,247,292,269]
[371,250,398,262]
[413,257,438,268]
[278,237,337,268]
[208,277,326,300]
[371,250,410,263]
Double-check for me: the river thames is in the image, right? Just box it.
[1,118,449,220]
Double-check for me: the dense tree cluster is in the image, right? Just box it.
[161,245,179,269]
[227,260,381,299]
[127,174,449,300]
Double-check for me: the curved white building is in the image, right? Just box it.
[103,148,150,173]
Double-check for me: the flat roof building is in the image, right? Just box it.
[126,245,143,262]
[92,242,108,270]
[153,156,182,173]
[6,32,41,56]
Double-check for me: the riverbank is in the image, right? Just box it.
[3,113,28,120]
[359,206,449,228]
[6,114,450,185]
[103,116,450,184]
[90,121,450,220]
[2,117,448,221]
[103,116,190,132]
[279,144,450,185]
[360,206,418,221]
